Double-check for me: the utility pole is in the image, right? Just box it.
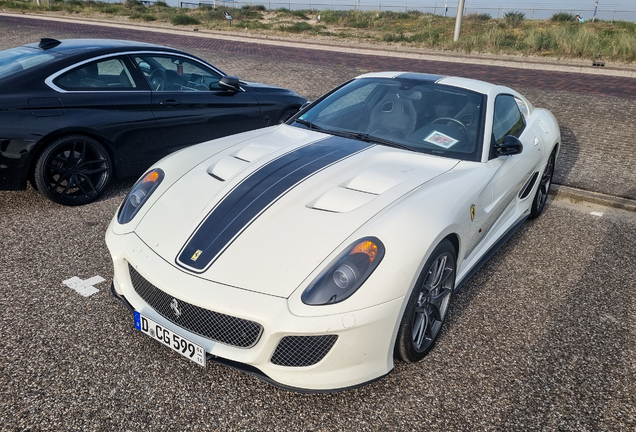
[454,0,466,42]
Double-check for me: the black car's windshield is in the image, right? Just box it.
[293,77,486,162]
[0,47,59,80]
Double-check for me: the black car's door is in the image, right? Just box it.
[131,54,264,150]
[51,55,163,178]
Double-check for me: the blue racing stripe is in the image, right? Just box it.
[176,136,373,273]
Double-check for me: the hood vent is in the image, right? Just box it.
[308,170,407,213]
[207,156,250,182]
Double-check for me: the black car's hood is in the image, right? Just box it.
[243,80,300,95]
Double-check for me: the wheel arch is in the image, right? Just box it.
[391,236,458,362]
[28,129,117,188]
[277,104,302,124]
[442,233,460,260]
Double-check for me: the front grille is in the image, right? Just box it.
[270,335,338,367]
[129,264,263,348]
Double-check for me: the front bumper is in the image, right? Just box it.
[107,229,403,392]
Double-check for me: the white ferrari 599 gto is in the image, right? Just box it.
[106,72,560,392]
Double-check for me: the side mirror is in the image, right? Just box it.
[494,135,523,156]
[218,75,241,92]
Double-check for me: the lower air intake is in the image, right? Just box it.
[270,335,338,367]
[129,264,263,348]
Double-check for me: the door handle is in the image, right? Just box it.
[533,136,540,146]
[159,100,182,108]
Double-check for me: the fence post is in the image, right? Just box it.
[453,0,465,42]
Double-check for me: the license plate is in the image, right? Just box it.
[135,311,206,367]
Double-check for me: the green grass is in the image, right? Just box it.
[278,22,323,33]
[551,12,575,22]
[1,0,635,63]
[171,14,200,26]
[504,11,525,28]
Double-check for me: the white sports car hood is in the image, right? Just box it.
[135,126,458,297]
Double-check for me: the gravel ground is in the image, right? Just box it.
[1,16,636,431]
[1,188,635,431]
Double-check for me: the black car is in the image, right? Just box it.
[0,38,306,205]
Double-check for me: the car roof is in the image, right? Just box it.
[23,38,178,56]
[355,71,510,96]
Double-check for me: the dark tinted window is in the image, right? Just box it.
[133,55,222,92]
[492,94,525,144]
[295,77,486,162]
[0,47,58,80]
[55,57,137,90]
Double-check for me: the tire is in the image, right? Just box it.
[529,146,557,219]
[394,239,456,363]
[33,135,112,206]
[277,108,298,125]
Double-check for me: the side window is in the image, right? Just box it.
[492,94,525,145]
[133,55,222,92]
[55,57,137,90]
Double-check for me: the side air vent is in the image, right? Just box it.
[519,171,539,200]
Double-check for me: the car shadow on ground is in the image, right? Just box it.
[553,126,579,187]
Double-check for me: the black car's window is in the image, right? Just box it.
[295,77,486,162]
[55,57,137,90]
[133,55,222,92]
[0,47,57,80]
[492,94,525,145]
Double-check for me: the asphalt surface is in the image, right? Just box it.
[1,14,636,431]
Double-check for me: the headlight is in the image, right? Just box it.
[302,237,385,305]
[117,168,164,224]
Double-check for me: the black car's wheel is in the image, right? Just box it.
[277,108,298,125]
[529,147,557,219]
[33,135,112,206]
[394,240,456,362]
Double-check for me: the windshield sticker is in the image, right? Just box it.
[424,131,459,149]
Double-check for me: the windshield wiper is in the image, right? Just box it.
[294,119,413,151]
[294,119,326,131]
[331,130,414,151]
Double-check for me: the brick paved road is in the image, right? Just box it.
[2,14,636,200]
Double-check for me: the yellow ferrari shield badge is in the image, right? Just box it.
[470,205,476,221]
[191,249,203,261]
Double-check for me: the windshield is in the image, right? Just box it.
[0,47,58,80]
[293,77,486,162]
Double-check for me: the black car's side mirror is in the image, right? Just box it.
[494,135,523,156]
[218,75,241,92]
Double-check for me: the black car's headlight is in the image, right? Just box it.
[117,168,164,224]
[302,237,385,305]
